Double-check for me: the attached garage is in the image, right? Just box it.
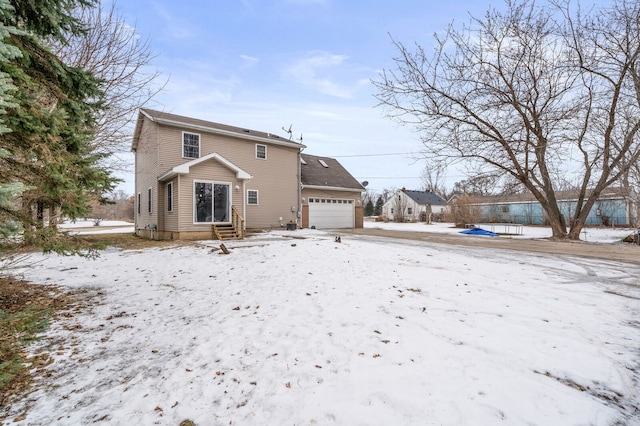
[308,198,354,229]
[300,154,365,229]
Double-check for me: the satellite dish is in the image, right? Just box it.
[362,181,369,187]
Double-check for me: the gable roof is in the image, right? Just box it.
[402,190,447,206]
[300,154,364,192]
[132,109,306,151]
[157,152,252,182]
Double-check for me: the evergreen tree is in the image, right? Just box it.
[0,0,26,243]
[364,199,374,217]
[374,196,384,216]
[0,0,118,254]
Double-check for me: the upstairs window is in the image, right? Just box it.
[183,132,200,159]
[256,144,267,159]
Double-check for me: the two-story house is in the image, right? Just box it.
[132,109,363,240]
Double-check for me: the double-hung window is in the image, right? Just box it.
[167,182,173,212]
[183,132,200,159]
[147,188,152,213]
[256,144,267,159]
[247,190,258,205]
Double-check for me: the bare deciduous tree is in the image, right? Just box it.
[452,175,498,197]
[421,162,449,198]
[391,191,410,222]
[448,196,481,227]
[374,0,640,240]
[50,0,166,170]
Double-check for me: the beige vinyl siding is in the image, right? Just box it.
[156,123,300,229]
[134,118,160,233]
[242,143,298,228]
[176,162,241,232]
[157,125,191,173]
[163,179,179,232]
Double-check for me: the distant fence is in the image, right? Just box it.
[476,214,630,226]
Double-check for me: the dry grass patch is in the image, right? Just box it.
[0,278,76,410]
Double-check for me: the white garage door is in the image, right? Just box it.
[308,198,354,229]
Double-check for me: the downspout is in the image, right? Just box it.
[242,179,247,233]
[177,175,181,236]
[133,148,138,233]
[297,146,304,227]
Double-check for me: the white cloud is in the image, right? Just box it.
[239,54,259,70]
[284,52,364,99]
[150,1,194,39]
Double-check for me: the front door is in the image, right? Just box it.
[194,181,230,223]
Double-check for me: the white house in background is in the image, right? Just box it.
[382,189,448,222]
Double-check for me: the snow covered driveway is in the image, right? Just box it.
[5,230,640,425]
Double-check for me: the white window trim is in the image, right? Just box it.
[247,189,259,205]
[193,180,232,224]
[147,187,152,213]
[182,131,201,159]
[256,144,267,160]
[167,182,173,212]
[137,193,141,215]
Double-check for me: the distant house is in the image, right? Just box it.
[459,187,635,226]
[382,189,448,222]
[132,109,363,240]
[300,154,365,229]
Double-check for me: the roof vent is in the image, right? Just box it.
[318,159,329,168]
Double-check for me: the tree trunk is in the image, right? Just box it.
[540,198,568,239]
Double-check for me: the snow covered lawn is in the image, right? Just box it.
[5,228,640,425]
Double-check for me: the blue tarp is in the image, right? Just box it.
[459,228,499,237]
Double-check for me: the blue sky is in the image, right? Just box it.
[113,0,500,195]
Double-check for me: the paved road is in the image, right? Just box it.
[341,227,640,265]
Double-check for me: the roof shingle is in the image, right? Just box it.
[301,154,364,191]
[402,190,447,206]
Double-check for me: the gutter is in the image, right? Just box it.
[148,114,307,150]
[301,185,365,193]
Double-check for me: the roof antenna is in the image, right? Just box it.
[282,124,293,140]
[298,133,303,143]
